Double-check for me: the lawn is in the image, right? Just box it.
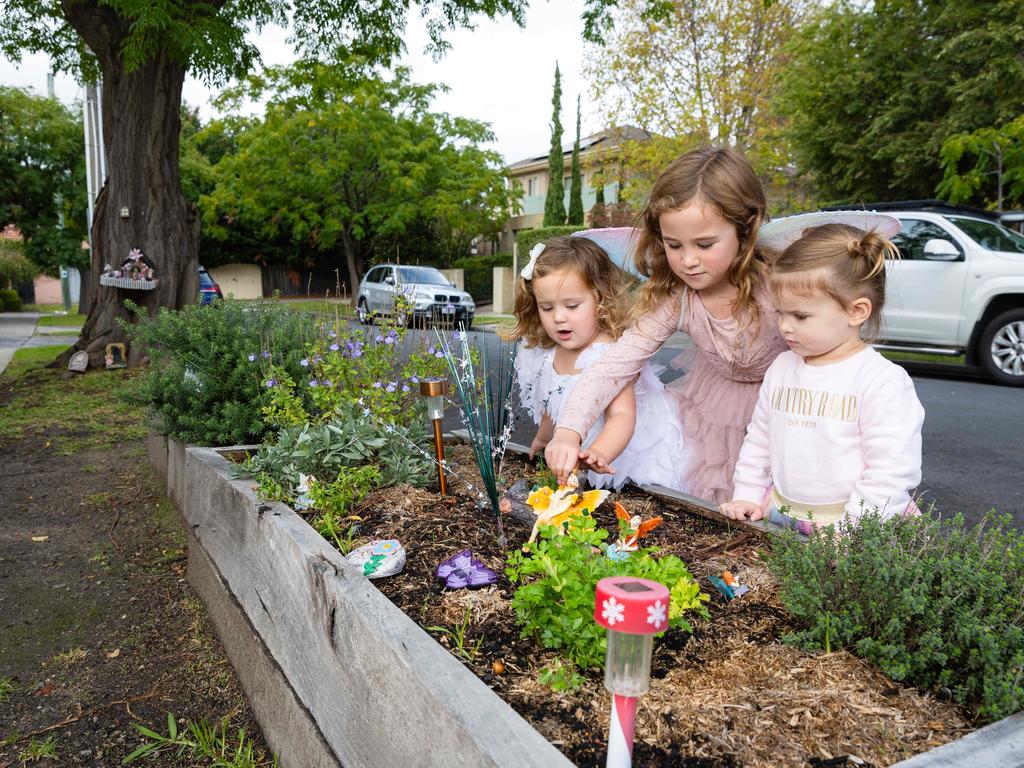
[879,349,967,365]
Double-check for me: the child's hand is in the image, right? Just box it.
[545,430,582,485]
[579,447,616,475]
[719,500,763,521]
[528,434,549,460]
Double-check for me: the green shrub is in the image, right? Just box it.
[451,253,511,305]
[765,508,1024,722]
[506,511,709,671]
[0,288,23,311]
[122,298,309,445]
[514,226,580,257]
[0,239,37,291]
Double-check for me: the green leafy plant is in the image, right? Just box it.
[506,511,710,671]
[765,508,1024,722]
[123,298,309,445]
[235,400,433,499]
[531,457,559,492]
[0,676,16,702]
[538,659,586,692]
[307,465,380,552]
[18,735,58,763]
[122,712,276,767]
[426,607,484,662]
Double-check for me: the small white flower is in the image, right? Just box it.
[602,597,625,626]
[646,600,667,630]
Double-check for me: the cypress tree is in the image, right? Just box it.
[567,95,584,225]
[543,63,566,226]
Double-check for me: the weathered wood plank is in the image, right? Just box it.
[185,446,571,768]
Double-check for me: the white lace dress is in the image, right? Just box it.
[516,342,688,491]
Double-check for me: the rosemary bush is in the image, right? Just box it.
[123,298,308,445]
[765,508,1024,721]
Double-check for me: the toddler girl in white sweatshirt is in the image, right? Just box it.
[720,222,924,534]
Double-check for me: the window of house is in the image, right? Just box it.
[527,177,536,196]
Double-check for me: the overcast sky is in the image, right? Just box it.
[0,1,601,165]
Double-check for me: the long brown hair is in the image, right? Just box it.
[501,236,633,348]
[770,224,898,342]
[632,146,770,334]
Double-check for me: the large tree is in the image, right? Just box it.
[202,61,512,288]
[777,0,1024,205]
[0,85,87,277]
[567,95,584,226]
[0,1,541,367]
[585,0,807,202]
[543,62,566,226]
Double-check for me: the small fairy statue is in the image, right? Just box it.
[524,471,610,546]
[606,502,663,561]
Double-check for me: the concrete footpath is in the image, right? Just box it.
[0,312,81,375]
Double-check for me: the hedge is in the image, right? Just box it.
[514,226,580,256]
[451,253,512,304]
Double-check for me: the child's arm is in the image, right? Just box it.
[579,385,636,474]
[720,375,773,521]
[529,413,555,460]
[847,366,925,520]
[546,295,679,484]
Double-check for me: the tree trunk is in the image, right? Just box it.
[58,2,199,368]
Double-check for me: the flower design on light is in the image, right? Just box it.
[602,597,625,626]
[646,600,666,630]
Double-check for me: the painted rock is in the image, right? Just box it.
[346,539,406,579]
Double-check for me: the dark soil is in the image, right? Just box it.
[337,445,969,768]
[0,371,272,766]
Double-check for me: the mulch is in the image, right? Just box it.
[334,444,971,768]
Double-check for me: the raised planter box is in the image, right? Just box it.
[184,445,571,768]
[179,442,1023,768]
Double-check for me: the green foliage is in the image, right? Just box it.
[122,712,276,767]
[0,288,23,311]
[202,60,513,282]
[765,508,1024,722]
[543,63,566,226]
[235,400,434,498]
[426,607,484,662]
[938,115,1024,209]
[18,734,58,763]
[451,253,512,304]
[515,226,579,257]
[0,676,16,701]
[777,1,1024,204]
[308,465,381,551]
[0,240,37,289]
[122,298,309,445]
[538,658,585,692]
[568,96,584,226]
[0,86,87,276]
[506,511,709,670]
[256,301,448,429]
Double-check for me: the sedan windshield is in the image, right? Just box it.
[398,266,450,285]
[948,216,1024,254]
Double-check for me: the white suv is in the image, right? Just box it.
[877,207,1024,386]
[356,264,475,328]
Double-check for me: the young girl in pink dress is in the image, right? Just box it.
[721,224,924,533]
[544,146,788,502]
[506,236,686,490]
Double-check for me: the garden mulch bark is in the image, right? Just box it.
[340,444,972,768]
[0,369,272,767]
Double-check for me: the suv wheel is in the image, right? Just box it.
[357,298,372,325]
[979,308,1024,386]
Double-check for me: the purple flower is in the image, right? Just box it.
[410,374,420,384]
[322,379,332,388]
[401,384,410,393]
[454,330,467,342]
[329,331,337,338]
[427,345,436,355]
[385,381,397,393]
[350,343,363,359]
[329,343,340,352]
[372,381,382,388]
[434,350,445,358]
[247,353,256,362]
[261,351,270,359]
[265,378,276,388]
[375,335,383,343]
[312,355,323,364]
[384,335,395,345]
[308,379,319,388]
[300,357,309,367]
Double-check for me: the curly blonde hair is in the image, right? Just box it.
[632,146,771,335]
[501,236,634,348]
[770,224,899,342]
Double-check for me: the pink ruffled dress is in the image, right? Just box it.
[557,288,787,503]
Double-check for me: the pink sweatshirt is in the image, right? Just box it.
[732,348,924,520]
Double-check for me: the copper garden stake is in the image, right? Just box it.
[419,377,449,495]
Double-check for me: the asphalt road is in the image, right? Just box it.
[442,328,1023,530]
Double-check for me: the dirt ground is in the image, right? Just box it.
[0,362,273,767]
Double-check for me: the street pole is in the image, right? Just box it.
[48,73,72,314]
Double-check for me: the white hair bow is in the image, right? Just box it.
[520,243,545,280]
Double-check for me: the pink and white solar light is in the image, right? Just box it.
[594,576,670,768]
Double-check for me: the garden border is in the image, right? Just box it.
[152,433,1023,767]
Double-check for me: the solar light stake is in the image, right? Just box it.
[595,576,670,768]
[419,377,449,495]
